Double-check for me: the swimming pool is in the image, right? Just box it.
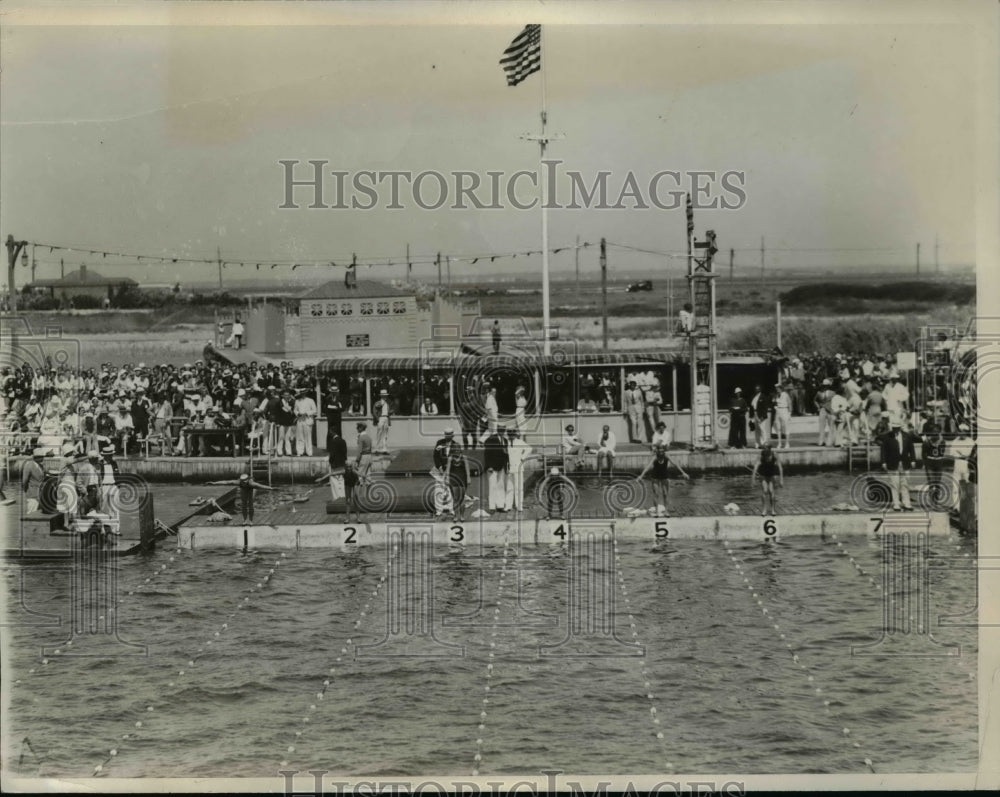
[3,521,978,779]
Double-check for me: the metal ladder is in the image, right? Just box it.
[847,441,873,473]
[247,428,273,486]
[688,230,719,448]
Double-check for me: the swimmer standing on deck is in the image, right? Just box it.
[752,443,784,516]
[636,444,690,517]
[208,472,274,523]
[343,462,371,523]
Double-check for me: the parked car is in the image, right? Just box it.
[626,280,653,292]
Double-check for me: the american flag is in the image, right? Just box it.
[686,192,694,238]
[500,24,541,87]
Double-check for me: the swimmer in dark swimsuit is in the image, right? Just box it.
[751,443,784,516]
[208,472,274,523]
[636,444,690,517]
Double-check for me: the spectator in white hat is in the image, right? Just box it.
[373,389,392,454]
[57,445,80,523]
[773,383,792,449]
[293,388,317,456]
[595,424,617,482]
[37,404,63,451]
[814,379,836,446]
[113,402,134,455]
[21,448,47,514]
[77,450,101,514]
[879,419,915,511]
[644,380,663,438]
[98,443,121,518]
[483,386,499,437]
[884,374,910,426]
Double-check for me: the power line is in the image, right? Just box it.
[16,240,599,286]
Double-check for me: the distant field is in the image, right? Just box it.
[52,332,210,369]
[9,272,975,366]
[472,273,975,319]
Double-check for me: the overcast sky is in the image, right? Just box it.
[0,3,990,287]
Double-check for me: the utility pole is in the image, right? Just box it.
[446,255,451,288]
[776,300,782,350]
[916,242,920,275]
[406,243,411,277]
[344,253,358,289]
[934,234,939,273]
[600,237,608,350]
[217,246,223,291]
[436,252,441,289]
[30,244,36,283]
[60,258,65,279]
[5,234,28,313]
[729,247,734,282]
[575,234,580,291]
[667,276,672,325]
[760,236,765,286]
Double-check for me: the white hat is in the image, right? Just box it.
[734,387,742,394]
[550,467,559,475]
[444,427,454,435]
[32,447,46,457]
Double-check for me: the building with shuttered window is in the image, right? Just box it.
[242,279,480,362]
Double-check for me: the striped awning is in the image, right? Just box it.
[316,356,452,376]
[315,348,772,376]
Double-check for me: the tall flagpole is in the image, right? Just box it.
[539,25,551,355]
[508,24,560,354]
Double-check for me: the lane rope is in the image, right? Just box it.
[279,542,399,768]
[722,539,877,774]
[612,536,674,773]
[471,538,512,777]
[9,542,190,776]
[92,552,287,776]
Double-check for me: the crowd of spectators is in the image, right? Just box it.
[774,351,917,418]
[0,360,326,458]
[0,348,972,460]
[726,349,971,452]
[0,359,491,459]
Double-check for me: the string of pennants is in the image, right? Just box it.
[24,240,690,273]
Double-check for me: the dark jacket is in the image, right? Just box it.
[922,435,947,470]
[328,435,348,470]
[433,437,460,470]
[483,434,509,471]
[880,430,916,470]
[264,396,283,423]
[753,391,774,420]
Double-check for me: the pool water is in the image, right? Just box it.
[3,524,978,779]
[218,470,937,520]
